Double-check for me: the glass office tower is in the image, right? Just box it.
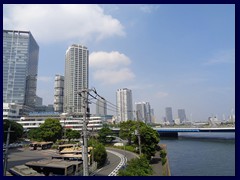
[3,30,39,108]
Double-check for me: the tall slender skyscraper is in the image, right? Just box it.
[135,102,147,122]
[135,102,152,124]
[165,107,174,125]
[96,98,107,116]
[178,109,187,123]
[3,30,39,109]
[116,88,133,122]
[145,102,152,124]
[54,75,64,113]
[64,44,89,113]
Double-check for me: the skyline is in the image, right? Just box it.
[3,4,235,122]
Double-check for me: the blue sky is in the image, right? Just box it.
[3,4,235,122]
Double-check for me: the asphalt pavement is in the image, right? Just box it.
[5,146,139,176]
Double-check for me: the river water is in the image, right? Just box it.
[159,132,235,176]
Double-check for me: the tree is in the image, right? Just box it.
[118,155,153,176]
[119,120,136,145]
[3,120,24,143]
[38,118,63,142]
[88,138,107,168]
[65,129,80,142]
[160,150,167,159]
[27,128,42,141]
[98,124,112,144]
[160,150,167,165]
[133,121,160,160]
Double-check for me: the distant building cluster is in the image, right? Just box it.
[162,107,188,125]
[3,29,136,131]
[3,29,234,131]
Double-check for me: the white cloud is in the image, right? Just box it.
[203,49,235,65]
[38,76,53,83]
[89,51,135,85]
[3,4,125,43]
[156,91,168,98]
[139,5,160,13]
[93,68,135,84]
[89,51,131,69]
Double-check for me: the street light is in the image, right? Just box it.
[107,135,127,167]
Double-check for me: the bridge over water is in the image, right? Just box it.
[111,127,235,137]
[153,127,235,137]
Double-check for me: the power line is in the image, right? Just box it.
[90,99,118,113]
[92,88,119,110]
[87,88,121,112]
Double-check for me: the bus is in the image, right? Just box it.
[25,159,83,176]
[36,142,53,150]
[57,144,78,153]
[52,154,85,162]
[29,142,53,150]
[57,144,93,154]
[29,142,37,150]
[8,165,44,176]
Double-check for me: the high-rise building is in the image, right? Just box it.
[116,88,133,122]
[150,108,156,124]
[145,102,152,124]
[64,44,89,114]
[96,98,107,116]
[178,109,187,123]
[135,102,152,124]
[35,96,43,106]
[54,75,64,113]
[165,107,174,125]
[3,30,39,110]
[136,102,147,122]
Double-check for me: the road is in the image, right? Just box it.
[93,147,139,176]
[6,148,57,171]
[5,147,139,176]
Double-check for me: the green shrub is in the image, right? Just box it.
[160,150,167,159]
[118,155,153,176]
[161,157,167,165]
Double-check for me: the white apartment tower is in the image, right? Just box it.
[64,44,89,114]
[54,75,64,113]
[116,88,133,122]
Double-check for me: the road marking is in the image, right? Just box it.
[107,150,127,176]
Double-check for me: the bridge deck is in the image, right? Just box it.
[153,127,235,133]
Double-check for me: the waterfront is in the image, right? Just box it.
[160,132,235,176]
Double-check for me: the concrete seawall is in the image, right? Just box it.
[160,144,171,176]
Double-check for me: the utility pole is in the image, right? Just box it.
[3,124,14,176]
[135,110,142,155]
[91,128,94,165]
[81,89,89,176]
[78,88,94,176]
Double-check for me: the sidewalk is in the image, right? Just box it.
[150,144,171,176]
